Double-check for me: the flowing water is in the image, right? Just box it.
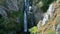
[42,4,55,25]
[24,11,27,32]
[24,0,29,32]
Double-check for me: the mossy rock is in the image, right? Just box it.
[46,29,55,34]
[54,16,60,25]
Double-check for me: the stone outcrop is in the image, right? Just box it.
[37,0,60,34]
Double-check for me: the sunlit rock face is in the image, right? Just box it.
[37,0,60,33]
[56,0,60,3]
[6,0,19,11]
[0,6,8,19]
[37,20,42,29]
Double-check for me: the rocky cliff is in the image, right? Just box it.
[37,0,60,34]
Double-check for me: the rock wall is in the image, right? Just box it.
[37,0,60,34]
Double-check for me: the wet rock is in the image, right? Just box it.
[15,17,20,23]
[33,5,43,23]
[0,6,8,19]
[56,24,60,34]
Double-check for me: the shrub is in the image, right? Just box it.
[29,26,38,34]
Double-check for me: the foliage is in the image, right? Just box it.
[0,0,58,34]
[29,26,38,34]
[0,11,23,34]
[0,0,23,34]
[36,0,56,12]
[36,1,44,8]
[41,0,56,12]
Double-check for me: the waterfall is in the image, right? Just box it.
[42,4,55,25]
[24,11,27,32]
[6,0,19,11]
[42,13,49,25]
[24,0,27,32]
[24,0,32,32]
[47,4,55,16]
[24,0,29,32]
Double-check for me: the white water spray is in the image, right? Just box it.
[42,4,55,25]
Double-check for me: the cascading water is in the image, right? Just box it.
[24,11,27,32]
[47,4,55,16]
[6,0,19,11]
[42,4,55,25]
[24,0,29,32]
[37,3,55,31]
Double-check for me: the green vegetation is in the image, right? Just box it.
[36,0,56,12]
[0,0,58,34]
[29,26,38,34]
[0,11,23,34]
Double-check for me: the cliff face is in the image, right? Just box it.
[37,0,60,34]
